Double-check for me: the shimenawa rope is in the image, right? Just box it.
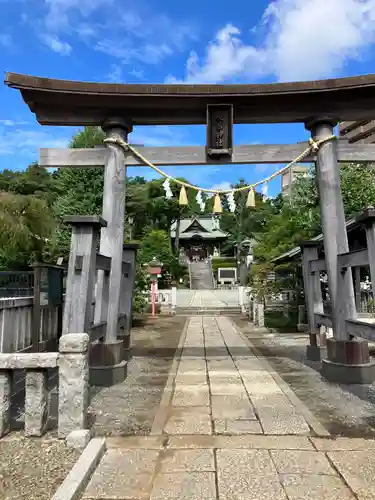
[103,134,336,209]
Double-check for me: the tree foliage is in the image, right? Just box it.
[251,163,375,299]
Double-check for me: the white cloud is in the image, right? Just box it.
[166,25,266,84]
[0,128,69,157]
[96,39,173,64]
[0,34,13,48]
[31,0,196,63]
[107,64,123,83]
[0,119,29,127]
[169,0,375,84]
[40,34,72,55]
[129,69,145,80]
[209,181,232,192]
[131,126,190,148]
[43,0,109,32]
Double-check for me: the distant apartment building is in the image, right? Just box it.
[281,165,309,197]
[339,121,375,143]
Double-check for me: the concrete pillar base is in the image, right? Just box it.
[322,338,375,384]
[306,345,322,361]
[90,361,128,387]
[89,340,127,386]
[117,333,131,361]
[322,359,375,384]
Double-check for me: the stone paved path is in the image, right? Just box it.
[82,316,375,499]
[176,290,240,308]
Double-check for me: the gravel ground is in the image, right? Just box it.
[234,317,375,438]
[0,315,186,499]
[88,315,186,436]
[0,436,80,500]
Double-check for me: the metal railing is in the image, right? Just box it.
[0,271,34,298]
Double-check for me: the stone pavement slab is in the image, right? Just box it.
[214,418,263,435]
[82,448,160,499]
[271,450,336,475]
[328,450,375,499]
[163,406,212,435]
[166,434,315,449]
[280,474,356,500]
[150,471,217,500]
[80,316,375,500]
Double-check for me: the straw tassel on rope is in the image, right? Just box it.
[213,194,222,213]
[179,186,188,205]
[246,187,256,208]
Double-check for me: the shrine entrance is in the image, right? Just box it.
[6,72,375,385]
[187,240,207,262]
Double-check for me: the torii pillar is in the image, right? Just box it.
[305,118,375,383]
[91,117,132,386]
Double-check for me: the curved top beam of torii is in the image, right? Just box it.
[4,72,375,126]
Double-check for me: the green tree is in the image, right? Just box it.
[251,163,375,299]
[0,192,54,269]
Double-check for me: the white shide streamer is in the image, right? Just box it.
[226,192,236,212]
[196,190,205,212]
[163,178,173,199]
[261,183,268,202]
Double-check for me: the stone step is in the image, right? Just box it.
[176,307,242,316]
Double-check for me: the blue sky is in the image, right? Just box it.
[1,0,375,197]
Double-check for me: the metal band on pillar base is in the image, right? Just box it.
[89,341,127,387]
[322,338,375,384]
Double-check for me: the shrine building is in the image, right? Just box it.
[170,216,229,261]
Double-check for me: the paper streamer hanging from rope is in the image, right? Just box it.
[163,178,173,199]
[261,182,268,202]
[196,191,205,212]
[103,134,336,210]
[226,192,236,213]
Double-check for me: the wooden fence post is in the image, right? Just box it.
[357,209,375,298]
[300,241,324,361]
[62,216,106,335]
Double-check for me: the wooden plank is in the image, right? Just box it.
[39,142,375,168]
[301,244,322,335]
[338,249,368,268]
[315,314,375,341]
[96,254,111,272]
[344,121,375,142]
[62,219,99,335]
[365,221,375,296]
[122,261,130,276]
[345,319,375,342]
[315,313,332,327]
[309,259,326,272]
[89,321,106,342]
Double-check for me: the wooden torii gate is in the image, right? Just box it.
[6,72,375,385]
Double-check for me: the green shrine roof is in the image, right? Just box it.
[170,216,228,240]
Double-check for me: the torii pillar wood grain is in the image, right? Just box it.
[306,118,374,383]
[95,118,132,342]
[90,118,132,386]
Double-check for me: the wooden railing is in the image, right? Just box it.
[302,208,375,343]
[0,297,60,353]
